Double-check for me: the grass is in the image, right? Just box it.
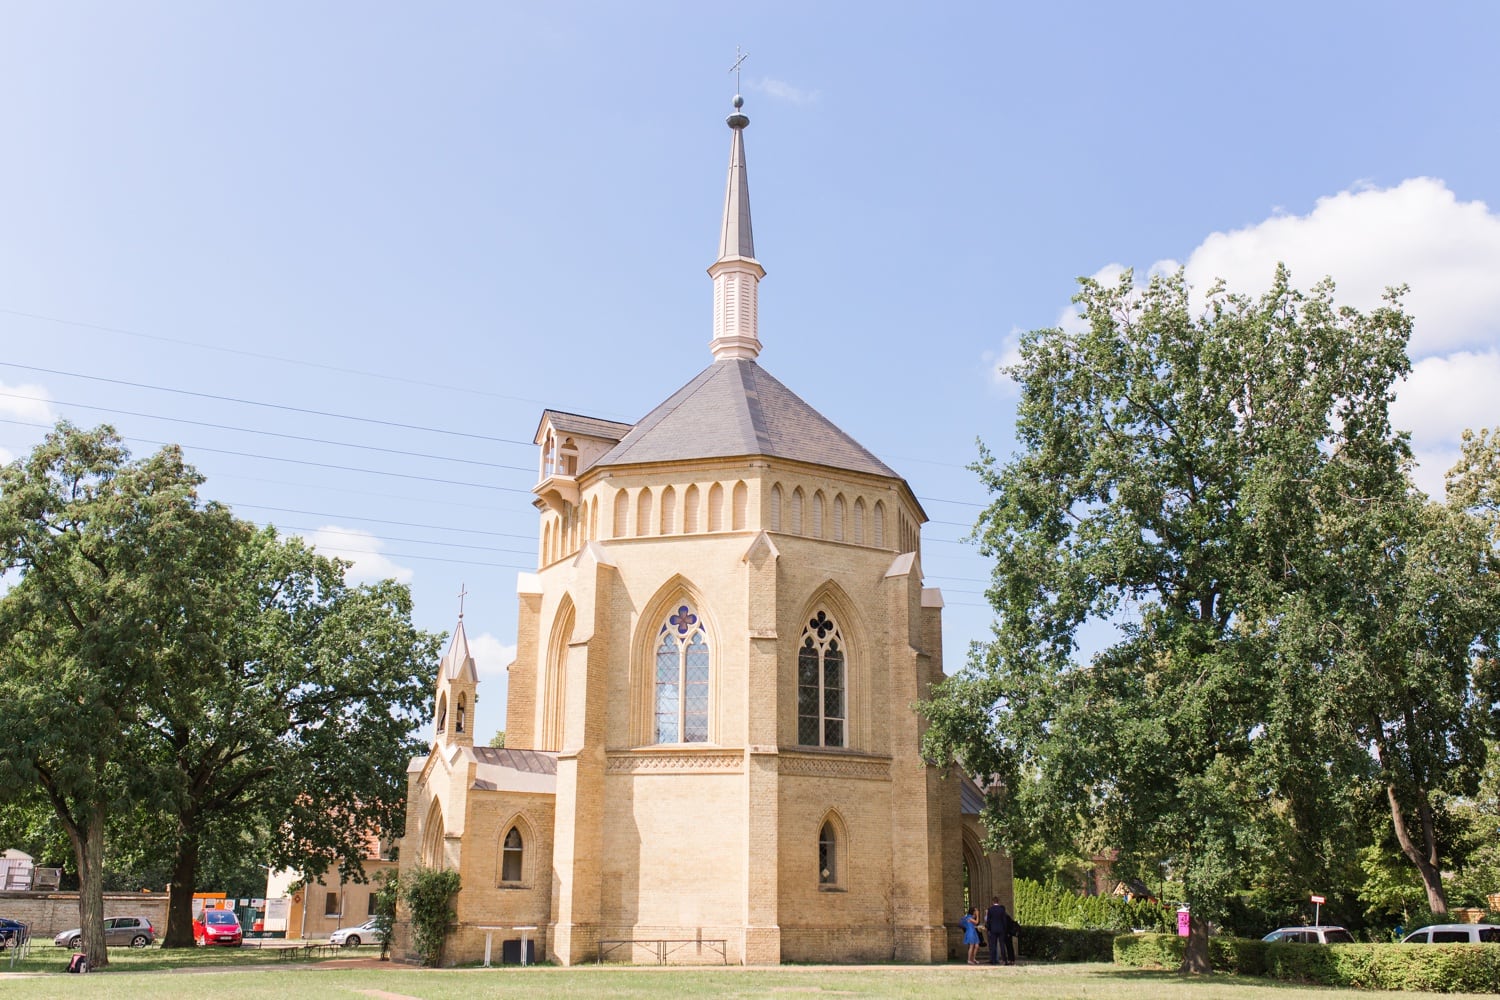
[3,955,1500,1000]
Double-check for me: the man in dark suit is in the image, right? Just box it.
[995,903,1018,964]
[984,897,1005,965]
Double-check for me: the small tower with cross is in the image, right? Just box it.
[433,583,479,749]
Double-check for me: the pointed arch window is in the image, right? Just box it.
[501,827,524,883]
[456,694,466,733]
[436,694,448,734]
[797,611,845,747]
[819,821,839,887]
[654,604,710,744]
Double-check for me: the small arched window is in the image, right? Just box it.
[456,694,466,733]
[832,495,846,540]
[661,486,677,534]
[853,498,866,544]
[790,488,804,535]
[559,438,579,475]
[873,501,886,548]
[637,488,653,537]
[709,483,726,532]
[797,611,845,747]
[654,604,710,744]
[769,485,783,532]
[685,484,701,533]
[501,827,524,883]
[732,482,748,530]
[811,492,824,538]
[819,821,838,886]
[436,694,448,734]
[613,489,629,538]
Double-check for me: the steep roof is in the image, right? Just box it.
[440,620,477,682]
[469,747,558,794]
[589,358,897,479]
[535,409,635,445]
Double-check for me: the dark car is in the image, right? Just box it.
[192,908,243,947]
[0,917,28,949]
[53,915,154,949]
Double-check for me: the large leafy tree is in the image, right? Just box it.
[0,424,239,968]
[0,423,441,957]
[149,525,439,947]
[923,267,1414,971]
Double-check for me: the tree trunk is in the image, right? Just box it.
[1386,781,1448,915]
[162,829,201,948]
[67,803,110,969]
[1181,912,1211,975]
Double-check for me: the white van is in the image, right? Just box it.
[1401,923,1500,944]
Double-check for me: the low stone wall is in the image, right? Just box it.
[0,891,170,938]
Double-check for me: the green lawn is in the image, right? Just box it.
[2,955,1498,1000]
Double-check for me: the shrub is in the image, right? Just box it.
[372,870,400,960]
[402,866,461,967]
[1017,925,1115,962]
[1014,878,1172,932]
[1114,933,1500,993]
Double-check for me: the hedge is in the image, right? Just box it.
[1014,878,1172,932]
[1014,925,1116,963]
[1114,933,1500,993]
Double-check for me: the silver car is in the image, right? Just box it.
[1262,925,1354,944]
[1402,923,1500,943]
[328,918,381,947]
[53,915,155,949]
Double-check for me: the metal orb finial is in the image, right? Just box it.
[733,94,744,109]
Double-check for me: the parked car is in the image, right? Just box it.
[329,918,381,948]
[53,915,155,949]
[1262,925,1355,944]
[192,908,243,947]
[0,917,28,949]
[1402,923,1500,944]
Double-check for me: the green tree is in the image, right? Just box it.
[0,424,239,968]
[143,524,440,947]
[488,730,506,748]
[923,268,1413,972]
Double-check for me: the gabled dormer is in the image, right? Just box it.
[533,410,634,514]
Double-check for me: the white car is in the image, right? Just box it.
[1402,923,1500,944]
[329,919,381,948]
[1262,925,1354,944]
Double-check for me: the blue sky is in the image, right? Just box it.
[3,3,1498,745]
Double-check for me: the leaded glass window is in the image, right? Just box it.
[501,827,523,882]
[797,610,846,747]
[654,604,710,744]
[819,821,837,885]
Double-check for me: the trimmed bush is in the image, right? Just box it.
[1015,925,1115,963]
[1114,933,1500,993]
[1014,878,1172,932]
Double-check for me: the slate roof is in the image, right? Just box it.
[536,409,636,445]
[468,747,558,794]
[589,358,897,479]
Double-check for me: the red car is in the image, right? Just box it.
[193,908,243,947]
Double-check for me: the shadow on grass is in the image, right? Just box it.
[1090,966,1329,992]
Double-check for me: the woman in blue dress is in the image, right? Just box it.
[961,906,981,964]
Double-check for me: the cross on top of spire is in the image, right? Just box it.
[457,582,468,620]
[729,46,748,94]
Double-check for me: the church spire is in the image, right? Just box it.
[708,93,766,362]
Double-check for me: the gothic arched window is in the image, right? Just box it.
[819,820,838,886]
[797,611,845,747]
[501,827,524,883]
[654,604,710,744]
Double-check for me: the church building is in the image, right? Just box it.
[397,95,1011,966]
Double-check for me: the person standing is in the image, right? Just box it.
[961,906,981,965]
[984,897,1005,965]
[995,903,1018,965]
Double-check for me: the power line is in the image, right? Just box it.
[0,390,535,471]
[271,523,535,556]
[0,306,563,409]
[230,503,537,540]
[0,418,531,493]
[0,361,537,446]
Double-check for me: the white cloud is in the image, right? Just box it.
[0,446,13,465]
[750,77,820,105]
[467,631,517,678]
[0,381,56,423]
[297,525,414,584]
[1030,179,1500,497]
[1181,178,1500,358]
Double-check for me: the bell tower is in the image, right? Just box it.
[433,587,478,749]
